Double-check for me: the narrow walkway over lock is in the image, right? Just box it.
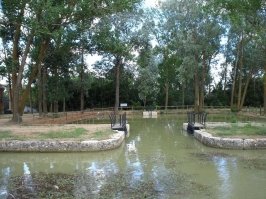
[109,112,127,134]
[187,111,208,134]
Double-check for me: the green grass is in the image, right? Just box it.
[0,130,24,140]
[0,128,116,141]
[208,123,266,137]
[0,130,13,139]
[90,129,117,139]
[37,128,88,139]
[0,115,13,119]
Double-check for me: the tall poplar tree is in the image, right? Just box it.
[161,0,224,112]
[92,9,142,114]
[210,0,266,112]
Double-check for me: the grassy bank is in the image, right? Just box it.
[0,128,116,141]
[207,123,266,137]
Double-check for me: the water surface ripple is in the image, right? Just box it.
[1,115,266,199]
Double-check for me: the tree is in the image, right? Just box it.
[0,0,141,121]
[42,38,77,113]
[136,59,159,108]
[143,7,178,110]
[160,0,224,112]
[210,0,266,113]
[92,9,142,114]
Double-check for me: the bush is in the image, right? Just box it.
[230,117,237,123]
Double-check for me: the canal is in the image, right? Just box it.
[0,114,266,198]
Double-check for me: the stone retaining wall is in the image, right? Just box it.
[0,131,125,152]
[183,123,266,149]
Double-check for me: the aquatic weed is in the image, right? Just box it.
[239,156,266,170]
[190,152,233,161]
[1,168,213,199]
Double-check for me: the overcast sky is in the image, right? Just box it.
[144,0,158,7]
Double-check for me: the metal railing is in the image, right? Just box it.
[109,114,116,128]
[3,105,265,125]
[187,111,208,127]
[242,106,264,116]
[109,112,127,133]
[121,112,127,132]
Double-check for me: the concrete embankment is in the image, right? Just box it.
[183,123,266,150]
[0,131,125,152]
[0,124,130,152]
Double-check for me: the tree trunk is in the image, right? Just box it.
[2,38,13,112]
[240,70,252,110]
[11,3,26,121]
[114,57,121,115]
[54,102,58,113]
[80,80,84,112]
[182,81,185,106]
[80,47,85,112]
[15,37,51,118]
[43,65,47,114]
[50,104,53,113]
[264,49,266,114]
[8,74,13,112]
[237,35,244,111]
[143,97,146,108]
[199,54,206,112]
[223,56,228,93]
[29,86,33,113]
[164,51,169,110]
[194,68,199,112]
[54,65,58,113]
[63,98,66,112]
[37,63,43,117]
[13,25,36,120]
[10,5,44,121]
[230,42,240,111]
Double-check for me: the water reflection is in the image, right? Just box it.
[0,115,266,198]
[213,157,233,199]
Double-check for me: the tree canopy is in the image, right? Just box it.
[0,0,266,116]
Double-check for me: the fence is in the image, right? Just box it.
[241,106,264,116]
[1,105,265,124]
[23,109,114,124]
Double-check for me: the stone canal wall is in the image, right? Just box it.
[0,131,126,152]
[183,123,266,150]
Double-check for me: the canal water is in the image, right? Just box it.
[1,114,266,198]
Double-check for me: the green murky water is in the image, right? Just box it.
[0,114,266,199]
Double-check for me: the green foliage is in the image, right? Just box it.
[0,131,12,139]
[131,101,142,109]
[231,104,238,113]
[230,117,238,123]
[136,63,159,107]
[0,0,142,117]
[0,65,6,77]
[2,0,265,111]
